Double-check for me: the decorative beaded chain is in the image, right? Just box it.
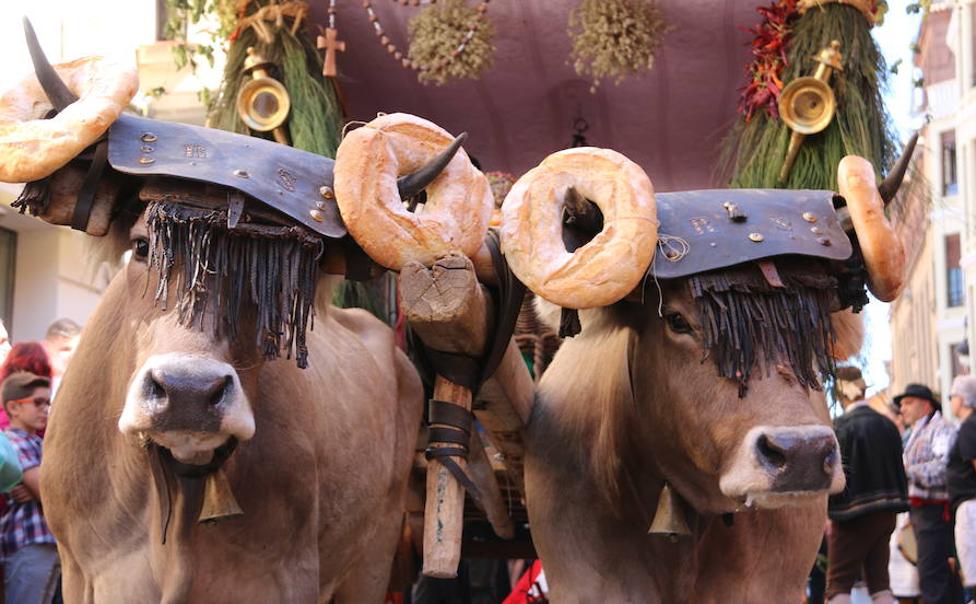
[361,0,490,72]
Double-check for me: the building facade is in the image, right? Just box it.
[890,0,974,410]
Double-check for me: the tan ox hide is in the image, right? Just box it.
[39,213,424,603]
[524,280,858,603]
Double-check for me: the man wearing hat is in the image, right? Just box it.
[895,383,958,603]
[826,367,908,604]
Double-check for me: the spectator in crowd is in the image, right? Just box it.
[0,343,53,430]
[948,375,976,596]
[0,372,57,603]
[0,321,9,369]
[41,319,80,397]
[896,383,959,604]
[827,367,909,604]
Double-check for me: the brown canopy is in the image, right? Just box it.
[320,0,761,190]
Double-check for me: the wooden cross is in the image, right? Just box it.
[317,27,346,78]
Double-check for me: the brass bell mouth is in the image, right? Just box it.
[778,76,836,136]
[237,77,291,133]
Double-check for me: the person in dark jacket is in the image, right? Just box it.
[947,375,976,592]
[827,367,909,604]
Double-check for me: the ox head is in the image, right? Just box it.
[4,24,455,470]
[505,143,912,515]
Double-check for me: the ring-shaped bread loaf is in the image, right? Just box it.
[500,147,658,309]
[837,155,906,302]
[334,113,493,269]
[0,56,138,183]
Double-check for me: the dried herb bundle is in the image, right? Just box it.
[568,0,671,90]
[407,0,495,86]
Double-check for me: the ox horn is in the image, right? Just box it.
[23,17,78,112]
[397,132,468,200]
[837,140,915,302]
[878,132,918,205]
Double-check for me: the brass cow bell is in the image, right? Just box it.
[198,468,244,524]
[778,40,844,184]
[237,48,291,145]
[648,482,692,541]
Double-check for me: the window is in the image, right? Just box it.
[947,233,964,307]
[951,341,970,378]
[156,0,185,42]
[0,227,15,328]
[942,130,958,196]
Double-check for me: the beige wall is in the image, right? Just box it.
[0,192,107,342]
[890,229,939,395]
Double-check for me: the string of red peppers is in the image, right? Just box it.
[738,0,884,122]
[738,0,797,122]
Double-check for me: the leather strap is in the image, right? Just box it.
[71,140,109,232]
[429,398,474,431]
[425,399,483,506]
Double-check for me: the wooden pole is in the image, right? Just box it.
[400,252,533,578]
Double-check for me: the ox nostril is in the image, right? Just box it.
[211,376,233,407]
[756,434,788,469]
[823,450,837,476]
[148,368,232,407]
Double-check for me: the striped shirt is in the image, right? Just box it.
[904,411,958,501]
[0,428,55,558]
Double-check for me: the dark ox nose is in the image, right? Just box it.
[146,368,233,432]
[755,430,838,492]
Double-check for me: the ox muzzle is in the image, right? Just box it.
[119,353,255,464]
[719,425,845,508]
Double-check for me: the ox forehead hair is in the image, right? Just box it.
[687,263,837,397]
[146,201,322,368]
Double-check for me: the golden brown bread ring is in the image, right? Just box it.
[334,113,493,270]
[500,148,658,309]
[837,155,906,302]
[0,56,138,183]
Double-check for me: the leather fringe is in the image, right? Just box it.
[146,201,323,368]
[689,266,836,396]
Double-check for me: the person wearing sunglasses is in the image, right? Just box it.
[0,372,56,604]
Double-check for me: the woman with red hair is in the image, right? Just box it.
[0,343,52,429]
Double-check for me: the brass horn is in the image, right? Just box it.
[23,17,77,112]
[237,48,291,145]
[648,482,692,541]
[397,132,468,200]
[198,468,244,524]
[778,40,844,184]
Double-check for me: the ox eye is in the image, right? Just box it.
[131,237,149,262]
[664,312,693,335]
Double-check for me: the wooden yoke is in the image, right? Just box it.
[400,252,530,578]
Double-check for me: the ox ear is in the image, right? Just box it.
[829,309,864,361]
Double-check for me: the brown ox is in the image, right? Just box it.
[4,28,434,601]
[504,148,909,602]
[39,213,423,602]
[525,286,854,603]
